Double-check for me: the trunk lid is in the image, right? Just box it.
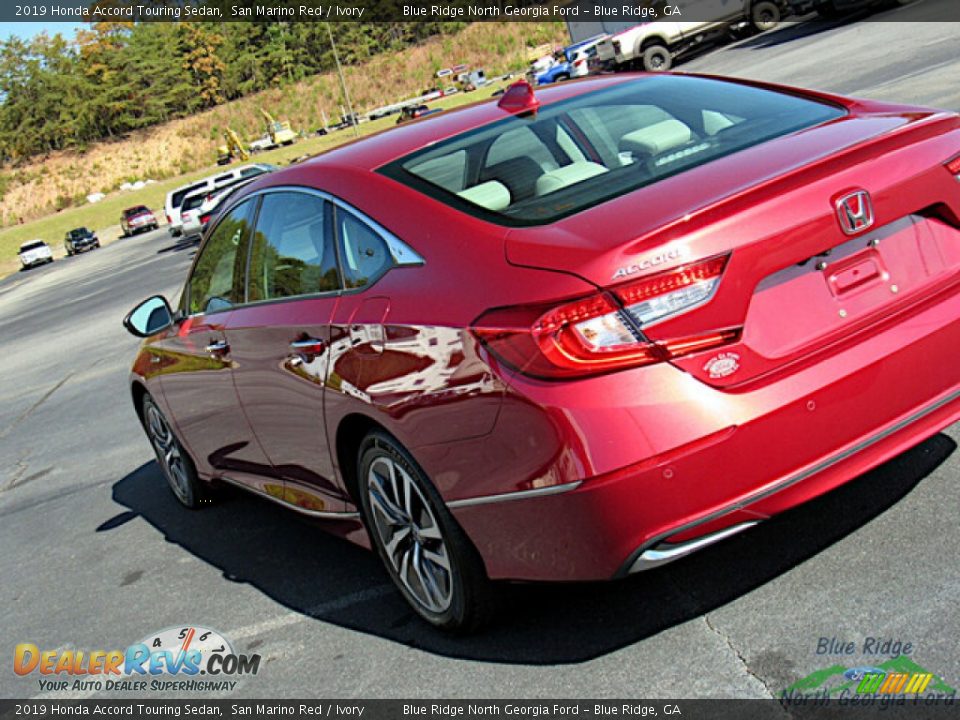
[505,107,960,387]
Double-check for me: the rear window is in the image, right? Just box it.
[68,228,89,238]
[20,241,46,252]
[183,194,205,212]
[124,206,150,218]
[172,183,207,209]
[381,76,845,226]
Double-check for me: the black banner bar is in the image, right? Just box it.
[3,0,959,23]
[1,699,960,720]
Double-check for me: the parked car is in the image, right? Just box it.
[597,5,784,72]
[165,164,275,236]
[395,104,443,125]
[532,35,609,85]
[121,206,159,237]
[64,227,100,255]
[180,168,276,238]
[18,240,53,269]
[124,75,960,632]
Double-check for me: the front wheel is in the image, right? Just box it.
[142,395,209,508]
[357,431,494,632]
[641,44,672,72]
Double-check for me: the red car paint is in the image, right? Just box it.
[130,73,960,582]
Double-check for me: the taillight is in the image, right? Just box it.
[946,154,960,178]
[472,255,738,380]
[199,213,211,225]
[573,59,585,67]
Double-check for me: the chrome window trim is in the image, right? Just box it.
[239,185,425,268]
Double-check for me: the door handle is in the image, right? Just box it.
[289,338,326,354]
[205,340,229,357]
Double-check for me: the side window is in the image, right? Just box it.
[248,192,340,302]
[187,200,254,315]
[336,208,392,290]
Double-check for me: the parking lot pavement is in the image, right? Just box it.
[1,19,959,699]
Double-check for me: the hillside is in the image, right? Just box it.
[0,21,566,227]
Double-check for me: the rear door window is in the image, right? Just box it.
[247,192,340,302]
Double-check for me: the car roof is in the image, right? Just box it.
[296,75,634,172]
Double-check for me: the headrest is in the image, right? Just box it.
[534,162,608,196]
[457,181,511,211]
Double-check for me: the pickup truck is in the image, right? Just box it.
[596,2,784,72]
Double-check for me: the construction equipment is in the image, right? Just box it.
[260,108,298,146]
[216,128,250,165]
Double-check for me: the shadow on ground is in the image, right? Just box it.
[157,236,201,255]
[101,433,955,664]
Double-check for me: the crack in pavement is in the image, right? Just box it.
[703,613,784,704]
[0,371,77,441]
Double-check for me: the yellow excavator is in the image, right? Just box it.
[260,108,298,146]
[216,128,249,166]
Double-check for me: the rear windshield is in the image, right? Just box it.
[68,228,89,238]
[20,241,46,251]
[381,76,845,226]
[124,206,150,218]
[172,183,207,209]
[183,194,205,211]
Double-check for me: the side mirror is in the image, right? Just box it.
[124,295,174,338]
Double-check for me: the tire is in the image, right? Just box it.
[556,73,571,82]
[751,0,781,30]
[141,395,209,509]
[641,44,672,72]
[357,430,494,632]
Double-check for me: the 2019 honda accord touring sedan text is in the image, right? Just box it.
[125,74,960,631]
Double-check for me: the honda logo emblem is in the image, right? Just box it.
[835,190,874,235]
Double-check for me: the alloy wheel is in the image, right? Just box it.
[145,403,190,504]
[366,456,453,614]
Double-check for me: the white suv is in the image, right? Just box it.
[164,164,275,237]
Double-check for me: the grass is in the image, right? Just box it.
[0,77,517,279]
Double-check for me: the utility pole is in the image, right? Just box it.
[326,22,359,137]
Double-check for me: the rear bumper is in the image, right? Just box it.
[449,285,960,582]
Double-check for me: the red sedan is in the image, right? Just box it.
[124,74,960,631]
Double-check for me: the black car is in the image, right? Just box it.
[64,227,100,256]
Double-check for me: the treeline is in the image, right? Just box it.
[0,21,464,162]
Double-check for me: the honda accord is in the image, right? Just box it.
[124,74,960,631]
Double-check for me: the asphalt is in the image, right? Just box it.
[1,14,958,700]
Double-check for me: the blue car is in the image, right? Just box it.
[534,34,608,85]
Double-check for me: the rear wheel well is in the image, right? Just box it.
[336,414,388,504]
